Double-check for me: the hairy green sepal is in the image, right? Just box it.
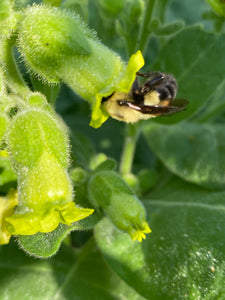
[88,170,151,242]
[5,109,93,236]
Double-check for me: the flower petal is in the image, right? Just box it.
[129,221,152,242]
[6,202,94,235]
[90,50,145,128]
[0,189,18,244]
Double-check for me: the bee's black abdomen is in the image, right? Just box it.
[155,74,177,101]
[137,71,178,101]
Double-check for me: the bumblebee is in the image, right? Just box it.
[102,71,187,123]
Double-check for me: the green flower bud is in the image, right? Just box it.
[0,0,17,39]
[70,167,88,187]
[129,0,144,21]
[89,153,108,170]
[89,153,116,172]
[27,92,51,112]
[17,5,144,128]
[6,109,93,235]
[206,0,225,16]
[7,110,68,169]
[97,0,125,16]
[137,169,159,193]
[88,170,151,242]
[18,5,94,82]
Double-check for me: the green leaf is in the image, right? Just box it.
[150,26,225,124]
[143,121,225,189]
[166,0,210,26]
[152,20,185,36]
[0,239,146,299]
[95,177,225,299]
[206,0,225,17]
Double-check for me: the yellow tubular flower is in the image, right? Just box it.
[0,189,18,244]
[6,109,94,236]
[88,171,151,242]
[17,5,145,128]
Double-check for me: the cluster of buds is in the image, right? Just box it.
[0,3,150,245]
[1,94,93,242]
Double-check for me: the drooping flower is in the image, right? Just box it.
[17,5,145,128]
[6,109,94,236]
[88,170,151,242]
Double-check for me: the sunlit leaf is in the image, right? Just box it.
[0,239,145,299]
[149,26,225,124]
[143,121,225,189]
[95,177,225,299]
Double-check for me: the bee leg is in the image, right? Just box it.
[118,100,142,111]
[131,77,139,94]
[136,72,151,77]
[130,78,144,104]
[137,72,165,93]
[137,72,164,82]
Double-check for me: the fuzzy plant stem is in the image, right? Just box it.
[120,0,157,176]
[119,124,140,176]
[136,0,157,52]
[3,37,30,97]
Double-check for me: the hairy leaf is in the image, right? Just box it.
[143,121,225,189]
[149,26,225,124]
[95,177,225,299]
[0,239,145,299]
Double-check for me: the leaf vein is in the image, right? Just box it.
[177,35,220,82]
[51,263,78,300]
[147,200,225,211]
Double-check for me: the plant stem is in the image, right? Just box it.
[136,0,157,52]
[3,37,30,97]
[120,0,169,175]
[119,124,140,176]
[120,0,157,176]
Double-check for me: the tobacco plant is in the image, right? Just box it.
[1,0,225,299]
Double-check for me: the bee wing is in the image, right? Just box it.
[170,98,189,107]
[155,98,189,116]
[119,99,188,116]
